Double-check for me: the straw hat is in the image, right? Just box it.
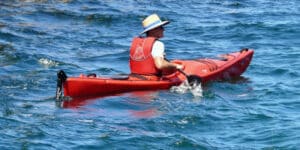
[140,14,170,34]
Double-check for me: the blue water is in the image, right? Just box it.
[1,0,299,149]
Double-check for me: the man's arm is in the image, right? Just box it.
[153,57,183,70]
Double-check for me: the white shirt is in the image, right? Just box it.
[151,40,165,58]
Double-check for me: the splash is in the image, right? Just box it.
[170,80,203,97]
[38,58,59,67]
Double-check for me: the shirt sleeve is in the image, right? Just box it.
[151,40,165,58]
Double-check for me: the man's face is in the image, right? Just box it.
[148,26,164,38]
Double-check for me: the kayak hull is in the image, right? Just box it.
[64,78,178,98]
[61,49,254,98]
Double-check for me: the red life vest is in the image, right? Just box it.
[129,37,161,75]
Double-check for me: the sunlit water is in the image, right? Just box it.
[0,0,299,149]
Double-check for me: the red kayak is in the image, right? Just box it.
[56,49,253,99]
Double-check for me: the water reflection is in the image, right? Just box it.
[56,91,160,118]
[220,76,251,84]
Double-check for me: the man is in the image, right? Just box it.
[129,14,183,79]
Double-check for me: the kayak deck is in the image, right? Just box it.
[177,49,254,82]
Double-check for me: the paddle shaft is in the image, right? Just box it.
[164,57,192,77]
[164,58,202,85]
[177,68,188,77]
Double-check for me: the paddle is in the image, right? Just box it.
[164,58,202,86]
[177,68,202,86]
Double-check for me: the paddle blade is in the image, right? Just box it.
[187,75,202,86]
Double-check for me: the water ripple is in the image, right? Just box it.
[0,0,299,149]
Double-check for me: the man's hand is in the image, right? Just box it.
[175,64,184,70]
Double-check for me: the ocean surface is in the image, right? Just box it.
[0,0,299,149]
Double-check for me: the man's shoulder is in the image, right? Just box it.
[153,40,164,46]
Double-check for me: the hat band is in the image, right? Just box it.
[144,20,162,31]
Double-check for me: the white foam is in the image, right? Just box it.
[170,80,203,97]
[38,58,59,67]
[78,119,94,123]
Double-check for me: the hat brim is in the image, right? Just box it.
[140,21,170,34]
